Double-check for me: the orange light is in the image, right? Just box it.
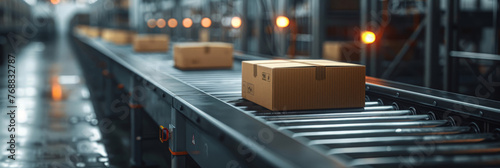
[147,19,156,28]
[276,16,289,28]
[231,17,242,28]
[50,0,60,5]
[168,18,178,28]
[157,19,166,28]
[182,18,193,28]
[361,31,376,44]
[201,17,212,28]
[52,84,63,101]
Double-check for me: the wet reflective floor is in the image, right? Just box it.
[0,36,109,167]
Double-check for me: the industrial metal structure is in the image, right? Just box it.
[67,1,500,167]
[71,32,500,167]
[1,0,500,167]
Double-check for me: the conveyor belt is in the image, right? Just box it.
[73,35,500,168]
[169,68,500,167]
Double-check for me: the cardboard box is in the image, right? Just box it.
[101,29,132,45]
[199,29,210,42]
[87,27,101,38]
[75,25,89,35]
[242,59,365,111]
[173,42,233,69]
[101,29,114,42]
[111,30,132,45]
[133,34,169,52]
[323,41,360,62]
[119,0,129,8]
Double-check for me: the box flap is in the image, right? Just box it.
[258,62,314,69]
[244,59,364,81]
[242,60,289,65]
[174,42,232,49]
[290,59,363,67]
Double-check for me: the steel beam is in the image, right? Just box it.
[360,0,370,66]
[424,0,441,89]
[310,0,326,58]
[240,0,248,52]
[130,79,143,166]
[170,107,187,168]
[494,0,500,54]
[369,0,379,77]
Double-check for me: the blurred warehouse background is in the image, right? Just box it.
[74,0,500,100]
[1,0,500,168]
[2,0,499,99]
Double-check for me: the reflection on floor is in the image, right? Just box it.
[0,37,109,167]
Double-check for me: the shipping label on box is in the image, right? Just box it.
[242,59,365,111]
[173,42,233,69]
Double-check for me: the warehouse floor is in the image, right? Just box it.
[0,36,110,167]
[0,34,179,167]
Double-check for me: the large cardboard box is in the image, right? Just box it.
[133,34,169,52]
[173,42,233,69]
[242,59,365,111]
[323,41,360,62]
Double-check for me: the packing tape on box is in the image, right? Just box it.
[253,64,257,77]
[315,66,326,80]
[204,46,210,54]
[251,60,327,80]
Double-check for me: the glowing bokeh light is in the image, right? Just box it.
[201,17,212,28]
[147,19,157,28]
[50,0,60,5]
[276,16,289,28]
[231,17,242,28]
[168,18,178,28]
[361,31,376,44]
[156,19,166,28]
[182,18,193,28]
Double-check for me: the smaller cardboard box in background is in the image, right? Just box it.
[101,29,114,42]
[101,29,133,45]
[199,29,210,42]
[111,30,133,45]
[75,25,88,35]
[118,0,129,8]
[86,27,101,38]
[173,42,233,69]
[323,41,360,62]
[133,34,169,52]
[242,59,365,111]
